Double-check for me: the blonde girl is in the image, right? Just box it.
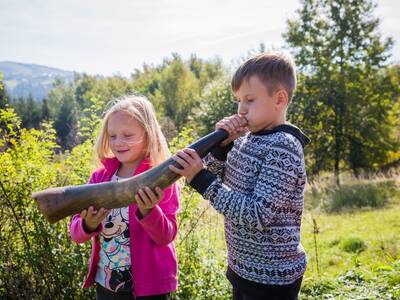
[70,95,179,300]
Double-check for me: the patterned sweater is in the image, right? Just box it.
[190,124,309,285]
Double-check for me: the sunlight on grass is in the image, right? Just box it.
[190,174,400,299]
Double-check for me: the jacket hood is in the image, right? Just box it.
[254,123,310,148]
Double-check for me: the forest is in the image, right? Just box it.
[0,0,399,298]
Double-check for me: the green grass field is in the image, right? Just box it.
[301,199,400,299]
[183,175,400,299]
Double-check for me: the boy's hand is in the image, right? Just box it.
[169,148,204,183]
[216,115,248,146]
[80,206,110,233]
[134,186,163,218]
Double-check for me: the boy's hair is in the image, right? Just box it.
[94,94,170,167]
[231,52,297,102]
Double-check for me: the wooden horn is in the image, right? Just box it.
[32,129,228,223]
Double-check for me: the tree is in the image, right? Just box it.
[0,73,10,109]
[46,78,74,119]
[130,53,230,134]
[41,98,50,121]
[131,64,164,118]
[131,63,162,97]
[193,77,237,135]
[159,55,200,130]
[188,54,225,90]
[284,0,399,183]
[54,94,79,150]
[11,95,42,129]
[74,74,133,141]
[25,94,42,129]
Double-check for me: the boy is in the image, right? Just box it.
[170,52,309,300]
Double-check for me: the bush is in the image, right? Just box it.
[0,120,232,299]
[339,236,367,253]
[171,128,231,299]
[0,109,94,299]
[329,181,398,212]
[305,176,399,213]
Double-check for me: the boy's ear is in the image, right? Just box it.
[275,89,289,109]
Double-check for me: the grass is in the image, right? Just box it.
[302,202,400,281]
[187,173,400,299]
[300,174,400,299]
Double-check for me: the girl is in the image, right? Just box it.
[70,95,179,300]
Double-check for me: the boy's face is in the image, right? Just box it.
[234,75,286,133]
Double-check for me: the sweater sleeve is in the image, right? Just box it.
[70,214,103,244]
[135,183,180,246]
[203,142,234,177]
[192,144,302,231]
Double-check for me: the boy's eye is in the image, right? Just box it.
[247,99,254,103]
[109,135,116,139]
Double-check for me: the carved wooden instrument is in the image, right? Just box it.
[32,129,228,223]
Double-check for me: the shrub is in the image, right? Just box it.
[171,128,231,299]
[0,109,94,299]
[339,236,367,253]
[329,181,398,212]
[305,176,399,213]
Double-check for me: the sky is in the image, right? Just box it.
[0,0,399,77]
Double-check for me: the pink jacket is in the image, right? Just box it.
[70,157,179,297]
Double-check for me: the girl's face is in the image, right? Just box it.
[107,111,147,165]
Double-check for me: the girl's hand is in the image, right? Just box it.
[80,206,110,233]
[216,114,248,146]
[169,148,204,182]
[135,186,163,218]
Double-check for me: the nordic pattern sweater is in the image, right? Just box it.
[190,124,309,285]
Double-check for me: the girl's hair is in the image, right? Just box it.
[94,94,170,167]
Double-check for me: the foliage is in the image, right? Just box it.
[54,94,79,150]
[0,109,93,299]
[193,77,237,136]
[174,187,231,300]
[301,264,400,299]
[11,95,42,129]
[329,179,398,212]
[1,1,399,298]
[0,73,10,109]
[158,55,201,130]
[305,174,400,212]
[169,128,231,299]
[0,116,399,299]
[284,0,400,183]
[339,236,367,253]
[300,179,400,299]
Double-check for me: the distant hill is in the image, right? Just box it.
[0,61,76,101]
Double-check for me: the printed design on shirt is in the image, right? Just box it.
[99,207,132,292]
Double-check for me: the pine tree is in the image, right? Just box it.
[0,73,10,109]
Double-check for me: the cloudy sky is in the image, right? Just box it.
[1,0,399,76]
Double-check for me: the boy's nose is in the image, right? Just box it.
[237,104,247,116]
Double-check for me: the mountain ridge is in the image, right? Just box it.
[0,61,76,101]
